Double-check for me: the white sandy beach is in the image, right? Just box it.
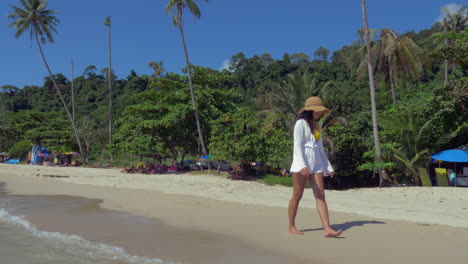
[1,164,466,227]
[1,163,468,264]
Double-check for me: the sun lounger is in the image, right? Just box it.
[435,168,449,187]
[417,168,432,187]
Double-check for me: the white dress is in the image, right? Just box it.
[290,119,334,176]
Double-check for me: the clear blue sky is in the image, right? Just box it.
[1,0,466,88]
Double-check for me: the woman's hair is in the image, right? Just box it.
[296,110,315,131]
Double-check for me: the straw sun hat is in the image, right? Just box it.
[299,96,331,114]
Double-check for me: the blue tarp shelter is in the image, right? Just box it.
[431,149,468,187]
[431,150,468,163]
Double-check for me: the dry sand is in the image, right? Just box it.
[1,163,468,264]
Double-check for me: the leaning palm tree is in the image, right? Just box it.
[7,0,84,158]
[361,0,391,186]
[166,0,209,156]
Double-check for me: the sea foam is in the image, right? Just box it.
[0,206,176,264]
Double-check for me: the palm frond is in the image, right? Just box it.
[323,116,348,130]
[7,0,59,43]
[185,0,201,18]
[392,148,417,175]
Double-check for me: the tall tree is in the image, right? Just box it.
[166,0,209,156]
[314,46,331,61]
[441,6,467,85]
[7,0,84,158]
[349,29,427,104]
[361,0,390,186]
[257,71,328,123]
[0,87,7,152]
[147,60,166,88]
[441,5,468,32]
[104,16,113,160]
[0,89,6,124]
[71,60,75,122]
[443,17,449,86]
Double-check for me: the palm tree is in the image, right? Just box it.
[147,60,166,88]
[256,71,331,131]
[104,16,113,160]
[0,89,6,124]
[442,6,468,32]
[349,29,427,104]
[443,17,450,86]
[361,0,390,186]
[381,110,430,185]
[441,6,467,84]
[71,60,75,122]
[166,0,209,156]
[7,0,84,158]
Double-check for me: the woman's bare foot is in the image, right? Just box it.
[323,228,343,237]
[288,226,304,235]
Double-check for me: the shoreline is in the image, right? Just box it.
[1,192,290,264]
[1,164,467,228]
[1,164,468,263]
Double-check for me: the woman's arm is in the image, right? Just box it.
[292,120,308,173]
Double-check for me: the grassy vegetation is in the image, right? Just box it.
[187,170,229,178]
[259,174,312,188]
[259,174,293,187]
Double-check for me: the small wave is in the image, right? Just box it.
[0,207,175,264]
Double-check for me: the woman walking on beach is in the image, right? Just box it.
[288,97,343,237]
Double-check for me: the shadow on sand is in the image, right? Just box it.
[301,220,386,238]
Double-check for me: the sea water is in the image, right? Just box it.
[0,204,169,264]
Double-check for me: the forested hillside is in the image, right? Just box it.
[1,21,466,188]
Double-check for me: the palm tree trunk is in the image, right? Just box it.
[443,18,449,86]
[34,31,84,160]
[178,18,208,156]
[361,0,390,186]
[0,91,8,151]
[107,17,113,161]
[388,55,397,104]
[0,93,6,123]
[71,60,75,123]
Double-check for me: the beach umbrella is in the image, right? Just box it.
[39,153,49,157]
[431,149,468,163]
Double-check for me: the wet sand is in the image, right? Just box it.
[1,165,468,263]
[1,191,292,264]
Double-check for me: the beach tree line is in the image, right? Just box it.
[1,0,466,188]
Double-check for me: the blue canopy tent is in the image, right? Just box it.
[431,150,468,163]
[431,149,468,187]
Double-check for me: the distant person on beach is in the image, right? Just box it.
[288,96,343,237]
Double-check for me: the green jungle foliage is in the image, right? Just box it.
[1,20,466,189]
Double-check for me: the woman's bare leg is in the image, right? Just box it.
[309,173,343,237]
[288,172,308,235]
